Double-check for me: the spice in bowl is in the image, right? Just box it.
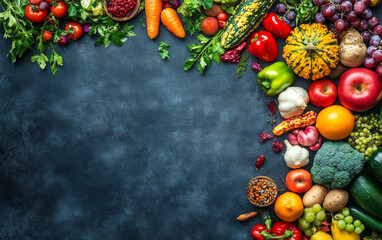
[247,176,278,207]
[107,0,137,18]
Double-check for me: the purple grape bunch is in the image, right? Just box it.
[312,0,382,75]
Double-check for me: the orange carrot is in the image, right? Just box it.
[160,8,185,38]
[145,0,162,39]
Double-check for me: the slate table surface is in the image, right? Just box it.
[0,4,381,240]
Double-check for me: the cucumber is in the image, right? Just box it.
[348,173,382,220]
[368,148,382,183]
[220,0,275,49]
[349,206,382,233]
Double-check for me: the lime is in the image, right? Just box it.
[92,2,104,16]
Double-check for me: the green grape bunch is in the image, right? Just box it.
[297,204,326,237]
[334,207,365,235]
[348,114,382,160]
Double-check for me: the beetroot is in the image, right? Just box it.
[272,141,283,153]
[260,131,274,142]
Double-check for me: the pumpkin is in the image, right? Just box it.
[283,23,339,81]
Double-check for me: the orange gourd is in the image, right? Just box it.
[145,0,162,39]
[161,8,185,38]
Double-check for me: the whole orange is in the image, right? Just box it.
[274,192,304,222]
[316,105,355,140]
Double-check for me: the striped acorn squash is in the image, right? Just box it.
[283,23,339,81]
[220,0,275,49]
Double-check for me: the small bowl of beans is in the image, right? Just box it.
[246,176,278,207]
[103,0,141,21]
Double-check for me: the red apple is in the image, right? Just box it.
[338,68,382,112]
[308,79,337,108]
[286,169,312,193]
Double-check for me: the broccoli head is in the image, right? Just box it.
[311,141,364,188]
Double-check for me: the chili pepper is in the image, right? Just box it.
[271,221,303,240]
[257,62,296,96]
[220,42,247,64]
[248,31,278,62]
[255,155,265,170]
[268,101,277,115]
[273,111,317,136]
[262,12,292,38]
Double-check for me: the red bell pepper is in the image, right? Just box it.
[271,221,303,240]
[248,31,278,62]
[251,224,271,240]
[262,12,292,38]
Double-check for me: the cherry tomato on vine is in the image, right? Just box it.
[43,31,53,41]
[65,22,83,40]
[24,4,48,23]
[46,16,55,25]
[45,0,53,4]
[50,1,68,18]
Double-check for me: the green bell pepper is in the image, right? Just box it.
[257,62,296,96]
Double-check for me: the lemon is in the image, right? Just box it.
[311,231,334,240]
[92,2,104,16]
[81,0,93,10]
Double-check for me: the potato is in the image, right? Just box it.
[204,3,223,17]
[339,28,367,68]
[303,185,328,207]
[323,189,349,212]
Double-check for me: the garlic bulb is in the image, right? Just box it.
[284,140,309,169]
[278,87,309,119]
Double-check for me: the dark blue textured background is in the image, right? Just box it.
[0,5,381,239]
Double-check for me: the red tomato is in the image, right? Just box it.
[45,0,53,4]
[65,22,83,40]
[50,1,68,18]
[286,169,312,193]
[217,12,227,21]
[46,16,55,25]
[43,31,52,41]
[24,4,48,23]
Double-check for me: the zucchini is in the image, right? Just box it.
[368,148,382,183]
[348,173,382,220]
[220,0,275,49]
[349,206,382,233]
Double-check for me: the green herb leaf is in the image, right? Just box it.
[31,53,49,69]
[111,34,122,46]
[184,58,197,71]
[200,0,213,9]
[50,50,63,75]
[68,4,77,16]
[236,54,249,79]
[158,42,170,60]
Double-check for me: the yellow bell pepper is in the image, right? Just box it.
[311,231,334,240]
[331,220,360,240]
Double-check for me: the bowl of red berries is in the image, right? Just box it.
[103,0,141,21]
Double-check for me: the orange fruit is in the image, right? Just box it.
[316,105,355,140]
[274,192,304,222]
